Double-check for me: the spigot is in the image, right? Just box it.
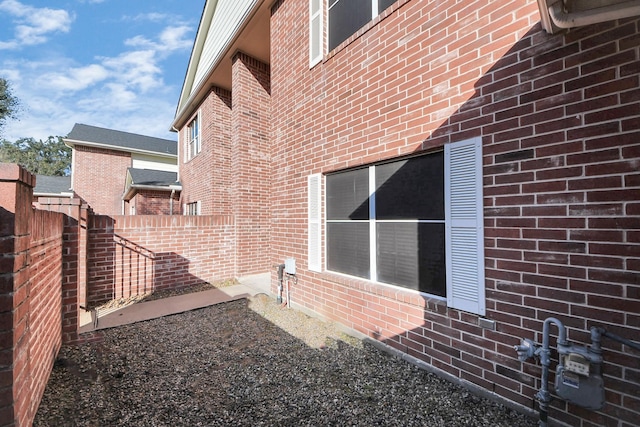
[514,338,538,361]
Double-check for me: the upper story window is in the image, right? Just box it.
[309,0,399,61]
[186,113,200,161]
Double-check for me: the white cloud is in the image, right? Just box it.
[0,0,74,49]
[1,20,194,141]
[40,64,110,92]
[125,25,192,54]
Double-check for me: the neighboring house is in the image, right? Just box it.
[172,1,640,426]
[33,175,73,199]
[64,123,180,216]
[123,168,181,215]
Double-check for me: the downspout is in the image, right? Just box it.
[170,189,175,215]
[548,0,640,29]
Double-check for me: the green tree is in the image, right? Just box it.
[0,78,20,133]
[0,136,72,176]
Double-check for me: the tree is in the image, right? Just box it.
[0,136,72,176]
[0,78,20,133]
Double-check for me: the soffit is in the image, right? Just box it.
[173,0,270,130]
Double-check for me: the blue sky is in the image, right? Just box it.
[0,0,204,142]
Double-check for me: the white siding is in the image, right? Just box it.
[192,0,257,95]
[131,154,178,172]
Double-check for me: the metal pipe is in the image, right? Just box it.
[593,326,640,352]
[536,317,567,427]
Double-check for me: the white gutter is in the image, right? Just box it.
[547,0,640,30]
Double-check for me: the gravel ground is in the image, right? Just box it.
[35,293,536,427]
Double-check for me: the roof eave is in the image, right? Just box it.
[63,138,178,159]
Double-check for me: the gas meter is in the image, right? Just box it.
[555,347,605,410]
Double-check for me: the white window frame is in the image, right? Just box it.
[184,201,201,216]
[186,112,201,161]
[321,137,485,315]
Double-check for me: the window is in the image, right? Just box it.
[320,138,485,315]
[327,0,399,52]
[184,201,201,216]
[186,113,200,161]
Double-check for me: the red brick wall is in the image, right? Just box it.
[179,87,233,215]
[132,189,180,215]
[72,146,131,216]
[270,1,640,426]
[86,215,236,305]
[0,165,65,427]
[231,52,272,276]
[36,197,92,345]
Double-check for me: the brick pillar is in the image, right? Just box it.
[0,164,34,427]
[36,197,92,344]
[231,52,272,276]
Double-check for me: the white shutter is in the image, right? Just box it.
[308,174,322,272]
[445,137,485,315]
[309,0,323,67]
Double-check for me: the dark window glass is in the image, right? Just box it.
[327,222,370,279]
[378,0,398,13]
[328,0,372,51]
[375,152,444,220]
[377,222,446,296]
[327,168,369,220]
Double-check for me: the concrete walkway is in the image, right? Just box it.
[79,273,271,333]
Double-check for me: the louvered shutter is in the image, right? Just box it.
[308,174,322,272]
[445,138,485,315]
[309,0,323,66]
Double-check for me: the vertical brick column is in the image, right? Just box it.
[0,164,34,427]
[231,52,272,276]
[35,197,92,344]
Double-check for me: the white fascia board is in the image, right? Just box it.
[63,138,177,159]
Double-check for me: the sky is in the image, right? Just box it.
[0,0,204,142]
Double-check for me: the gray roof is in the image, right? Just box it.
[34,175,72,195]
[128,168,179,186]
[66,123,177,156]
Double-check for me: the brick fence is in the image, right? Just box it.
[0,163,243,427]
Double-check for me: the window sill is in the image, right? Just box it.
[319,270,448,313]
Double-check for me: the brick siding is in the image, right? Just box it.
[86,214,236,306]
[179,87,233,216]
[131,189,180,215]
[0,165,65,427]
[231,52,272,277]
[72,146,131,216]
[266,1,640,425]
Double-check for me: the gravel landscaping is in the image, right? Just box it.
[35,293,536,426]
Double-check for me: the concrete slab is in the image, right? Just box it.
[79,273,273,334]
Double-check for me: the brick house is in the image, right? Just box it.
[64,123,180,216]
[172,1,640,426]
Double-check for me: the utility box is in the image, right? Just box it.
[284,258,296,275]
